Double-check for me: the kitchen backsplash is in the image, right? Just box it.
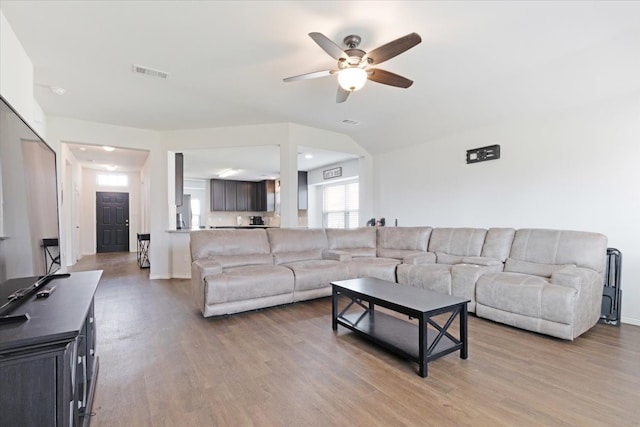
[206,211,308,228]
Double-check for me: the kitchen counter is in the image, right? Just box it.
[166,225,279,234]
[209,225,279,229]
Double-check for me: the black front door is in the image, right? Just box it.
[96,192,129,253]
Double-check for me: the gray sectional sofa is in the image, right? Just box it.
[190,226,607,340]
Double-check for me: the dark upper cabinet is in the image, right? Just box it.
[264,180,276,211]
[236,181,252,211]
[175,153,184,207]
[210,179,275,212]
[255,180,275,212]
[210,179,226,211]
[254,181,265,211]
[298,171,308,210]
[225,180,237,211]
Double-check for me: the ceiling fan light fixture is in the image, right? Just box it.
[338,67,367,92]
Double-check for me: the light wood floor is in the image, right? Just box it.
[70,253,640,427]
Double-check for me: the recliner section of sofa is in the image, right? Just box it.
[190,226,607,340]
[265,228,351,302]
[475,228,608,340]
[190,229,295,317]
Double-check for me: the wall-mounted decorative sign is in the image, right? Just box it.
[466,144,500,164]
[323,167,342,180]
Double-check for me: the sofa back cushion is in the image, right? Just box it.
[429,228,487,258]
[326,228,376,257]
[190,229,273,267]
[481,228,516,261]
[377,227,432,259]
[509,229,608,274]
[266,228,328,264]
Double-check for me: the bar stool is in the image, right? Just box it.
[42,238,61,274]
[137,233,150,268]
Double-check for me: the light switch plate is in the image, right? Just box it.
[466,144,500,164]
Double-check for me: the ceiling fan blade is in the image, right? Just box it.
[309,32,349,60]
[362,32,422,66]
[367,69,414,88]
[336,86,351,103]
[283,70,334,82]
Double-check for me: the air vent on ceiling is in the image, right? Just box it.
[132,64,170,79]
[342,119,360,125]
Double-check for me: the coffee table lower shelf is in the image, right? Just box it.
[338,311,462,364]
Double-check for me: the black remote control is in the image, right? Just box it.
[36,286,56,298]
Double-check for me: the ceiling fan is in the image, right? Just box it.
[283,32,422,103]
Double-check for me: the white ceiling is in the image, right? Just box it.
[66,143,150,173]
[2,1,639,162]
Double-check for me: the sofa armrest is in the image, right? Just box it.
[461,256,503,267]
[551,267,601,290]
[322,249,352,262]
[190,259,223,316]
[193,258,223,277]
[402,252,436,264]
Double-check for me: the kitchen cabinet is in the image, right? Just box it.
[236,181,253,211]
[210,179,226,211]
[175,153,184,207]
[298,171,308,210]
[225,180,237,211]
[210,179,275,212]
[255,180,275,211]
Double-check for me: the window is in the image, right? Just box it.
[97,174,128,187]
[191,197,201,228]
[323,181,359,228]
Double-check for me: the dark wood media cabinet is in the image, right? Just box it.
[0,270,102,426]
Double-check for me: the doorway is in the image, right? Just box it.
[96,191,129,253]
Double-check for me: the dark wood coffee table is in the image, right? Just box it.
[331,277,469,377]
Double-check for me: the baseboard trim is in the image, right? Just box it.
[621,316,640,326]
[172,274,191,279]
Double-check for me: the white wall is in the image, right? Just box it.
[0,12,33,128]
[307,158,361,228]
[375,92,640,325]
[46,117,166,277]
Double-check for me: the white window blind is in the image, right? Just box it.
[191,198,201,228]
[323,182,359,228]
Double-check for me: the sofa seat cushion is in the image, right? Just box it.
[396,263,452,295]
[348,257,400,281]
[204,265,295,305]
[450,263,504,313]
[282,260,351,292]
[476,272,577,324]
